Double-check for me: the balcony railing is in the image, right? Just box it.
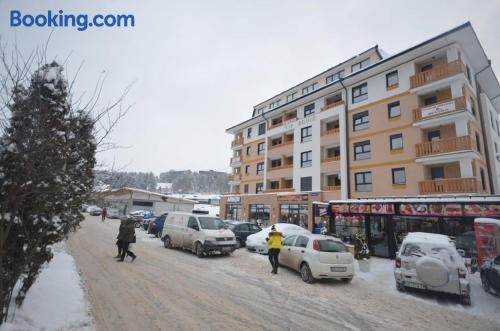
[231,137,244,147]
[322,185,341,191]
[268,138,293,150]
[222,190,240,195]
[268,113,298,130]
[263,187,294,193]
[228,174,241,181]
[269,121,283,130]
[413,96,466,121]
[321,100,345,112]
[410,60,466,89]
[268,163,293,171]
[321,155,340,163]
[230,156,241,165]
[416,135,475,158]
[321,128,340,136]
[418,177,480,194]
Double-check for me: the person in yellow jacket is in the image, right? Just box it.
[266,225,284,274]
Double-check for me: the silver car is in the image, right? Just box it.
[279,233,355,284]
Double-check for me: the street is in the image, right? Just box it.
[67,216,500,331]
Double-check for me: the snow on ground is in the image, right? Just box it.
[0,243,94,331]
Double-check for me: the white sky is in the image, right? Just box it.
[1,0,499,174]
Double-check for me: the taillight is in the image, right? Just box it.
[313,240,320,251]
[458,269,466,279]
[395,257,401,268]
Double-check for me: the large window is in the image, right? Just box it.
[353,111,369,131]
[302,82,318,95]
[355,171,372,192]
[354,141,371,160]
[244,184,249,193]
[280,204,308,229]
[255,183,263,193]
[300,176,312,191]
[351,58,370,72]
[225,204,242,221]
[392,168,406,185]
[301,151,312,168]
[286,92,297,102]
[249,204,270,227]
[258,123,266,135]
[256,162,264,175]
[335,215,366,245]
[388,101,401,118]
[257,142,265,155]
[245,165,250,174]
[390,133,403,150]
[304,103,315,117]
[247,127,252,138]
[301,126,312,142]
[352,83,368,103]
[386,70,399,88]
[326,70,345,84]
[269,100,280,109]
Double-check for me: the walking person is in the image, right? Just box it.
[266,225,283,274]
[114,217,126,259]
[117,217,137,262]
[101,207,107,222]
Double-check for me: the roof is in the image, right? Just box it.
[329,195,500,204]
[403,232,454,246]
[99,187,197,204]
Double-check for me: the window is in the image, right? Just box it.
[283,235,297,246]
[352,83,368,103]
[301,126,312,142]
[245,165,250,174]
[187,217,199,230]
[392,168,406,185]
[431,167,444,180]
[353,111,369,131]
[269,100,280,109]
[257,142,265,155]
[254,107,265,116]
[286,92,297,102]
[326,121,339,131]
[300,177,312,191]
[247,127,252,138]
[355,171,372,192]
[354,140,371,160]
[475,132,481,153]
[421,63,433,72]
[388,101,401,118]
[326,70,344,84]
[470,97,476,116]
[304,103,315,117]
[246,146,251,155]
[480,169,486,191]
[270,181,279,189]
[424,96,437,106]
[351,58,370,72]
[258,123,266,135]
[390,133,403,150]
[255,183,263,194]
[256,162,264,175]
[302,83,318,95]
[466,65,472,84]
[428,130,440,141]
[295,236,309,248]
[386,71,399,87]
[301,151,312,168]
[244,184,249,194]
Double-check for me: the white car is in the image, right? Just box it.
[394,232,471,305]
[246,223,310,254]
[279,234,355,283]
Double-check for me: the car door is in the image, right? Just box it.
[237,223,250,241]
[289,236,309,271]
[184,216,199,250]
[279,235,297,267]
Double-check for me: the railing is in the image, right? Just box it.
[410,60,466,89]
[230,156,241,165]
[268,138,293,150]
[263,187,294,193]
[322,185,341,191]
[228,174,241,181]
[268,163,293,171]
[222,191,240,195]
[321,128,340,136]
[321,100,345,112]
[321,155,340,163]
[418,177,480,194]
[413,96,466,121]
[269,121,283,130]
[231,137,244,147]
[415,135,474,157]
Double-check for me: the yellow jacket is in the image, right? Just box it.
[267,231,283,249]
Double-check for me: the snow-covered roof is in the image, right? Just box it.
[474,218,500,226]
[99,187,197,204]
[329,196,500,204]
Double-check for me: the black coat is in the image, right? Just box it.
[118,221,135,243]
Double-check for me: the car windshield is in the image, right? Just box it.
[318,240,346,252]
[198,217,226,230]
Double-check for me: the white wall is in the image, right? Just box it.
[480,93,500,194]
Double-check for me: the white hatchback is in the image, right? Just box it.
[279,234,355,283]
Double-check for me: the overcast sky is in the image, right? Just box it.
[1,0,499,174]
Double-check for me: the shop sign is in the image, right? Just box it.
[464,204,483,216]
[400,203,428,216]
[350,204,370,213]
[331,204,349,214]
[227,196,241,203]
[371,203,395,214]
[430,203,463,216]
[277,194,308,202]
[315,205,329,217]
[483,205,500,217]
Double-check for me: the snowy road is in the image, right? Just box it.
[67,216,500,331]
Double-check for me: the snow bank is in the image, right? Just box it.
[0,243,94,331]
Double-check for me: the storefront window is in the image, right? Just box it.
[249,204,270,227]
[441,218,476,262]
[225,204,242,221]
[334,215,366,245]
[280,204,308,229]
[370,215,389,257]
[393,216,438,249]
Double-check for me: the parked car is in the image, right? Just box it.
[246,223,310,254]
[148,213,168,237]
[107,208,120,219]
[88,206,102,216]
[480,254,500,296]
[279,234,355,283]
[162,212,236,257]
[394,232,471,305]
[80,204,89,212]
[226,221,261,248]
[86,205,100,213]
[141,214,156,230]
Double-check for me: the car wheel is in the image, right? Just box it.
[396,281,405,292]
[196,242,204,258]
[342,278,353,283]
[460,294,471,306]
[163,235,172,249]
[235,238,242,249]
[300,263,315,284]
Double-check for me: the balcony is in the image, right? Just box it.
[230,156,241,166]
[263,187,294,193]
[321,128,340,137]
[321,100,345,112]
[321,155,340,163]
[410,60,466,89]
[222,190,240,195]
[415,135,475,158]
[268,163,293,171]
[231,137,244,148]
[413,96,466,122]
[268,112,298,130]
[228,174,241,181]
[321,185,341,191]
[418,177,480,194]
[268,137,294,150]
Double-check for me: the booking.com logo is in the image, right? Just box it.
[10,10,135,31]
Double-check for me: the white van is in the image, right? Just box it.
[162,212,236,257]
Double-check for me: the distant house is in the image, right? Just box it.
[156,182,173,194]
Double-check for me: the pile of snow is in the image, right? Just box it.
[246,223,310,247]
[0,243,93,331]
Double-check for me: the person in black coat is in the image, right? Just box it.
[117,217,137,262]
[114,218,126,258]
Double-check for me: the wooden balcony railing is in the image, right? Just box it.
[268,138,293,150]
[269,121,283,130]
[228,174,241,181]
[415,135,474,157]
[268,163,293,171]
[413,96,466,121]
[231,137,244,147]
[321,100,345,112]
[322,185,341,191]
[410,60,466,89]
[263,187,294,193]
[321,155,340,163]
[230,156,241,165]
[321,128,340,136]
[419,178,480,194]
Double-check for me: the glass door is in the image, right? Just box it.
[370,215,389,257]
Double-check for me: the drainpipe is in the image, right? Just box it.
[474,61,495,193]
[339,78,350,199]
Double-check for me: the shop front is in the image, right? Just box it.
[248,204,270,227]
[225,196,242,221]
[278,194,309,230]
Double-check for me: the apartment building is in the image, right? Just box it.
[221,22,500,233]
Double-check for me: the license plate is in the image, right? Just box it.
[222,247,232,252]
[331,267,346,272]
[405,282,425,289]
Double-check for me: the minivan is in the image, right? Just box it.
[162,212,236,257]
